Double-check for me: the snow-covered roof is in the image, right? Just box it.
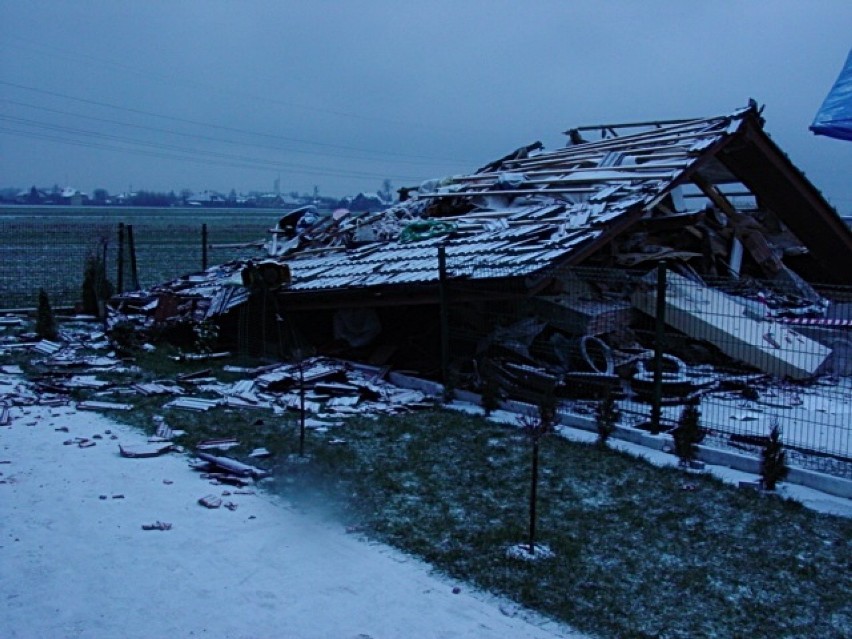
[117,104,852,318]
[271,103,852,299]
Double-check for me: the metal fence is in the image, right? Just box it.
[2,219,849,474]
[0,213,270,309]
[441,253,852,476]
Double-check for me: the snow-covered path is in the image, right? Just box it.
[0,404,584,639]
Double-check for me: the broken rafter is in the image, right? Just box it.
[546,126,728,158]
[564,114,736,145]
[692,173,784,276]
[691,173,742,220]
[417,186,632,199]
[519,134,698,160]
[682,190,752,199]
[565,116,714,136]
[450,162,691,183]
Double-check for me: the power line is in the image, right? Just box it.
[0,33,485,138]
[0,98,463,170]
[0,125,426,183]
[0,80,472,165]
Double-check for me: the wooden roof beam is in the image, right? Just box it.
[715,118,852,281]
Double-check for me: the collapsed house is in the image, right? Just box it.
[108,103,852,406]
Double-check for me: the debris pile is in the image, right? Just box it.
[15,103,852,466]
[103,105,850,394]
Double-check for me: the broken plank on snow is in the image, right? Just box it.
[119,443,177,458]
[78,400,134,411]
[195,452,269,479]
[163,397,220,411]
[196,437,239,451]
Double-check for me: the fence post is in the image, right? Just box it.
[202,223,208,271]
[127,224,140,291]
[116,223,125,294]
[100,238,109,329]
[650,259,667,434]
[438,245,450,390]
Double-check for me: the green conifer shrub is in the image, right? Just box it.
[672,403,702,467]
[760,420,789,491]
[595,385,619,449]
[36,288,57,340]
[81,250,114,318]
[480,364,501,416]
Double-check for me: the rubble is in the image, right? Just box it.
[102,106,849,402]
[163,397,220,412]
[0,365,24,375]
[6,103,851,475]
[197,494,222,509]
[132,382,184,396]
[148,417,184,441]
[33,340,62,355]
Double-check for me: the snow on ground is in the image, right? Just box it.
[0,404,586,639]
[471,404,852,519]
[613,377,852,461]
[3,386,848,639]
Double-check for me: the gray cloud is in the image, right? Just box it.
[1,1,850,212]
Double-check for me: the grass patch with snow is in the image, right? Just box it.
[276,409,851,639]
[22,335,847,639]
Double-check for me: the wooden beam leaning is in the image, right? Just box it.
[691,173,783,276]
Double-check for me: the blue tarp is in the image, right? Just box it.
[811,49,852,141]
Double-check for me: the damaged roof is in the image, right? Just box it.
[269,102,851,308]
[112,103,852,324]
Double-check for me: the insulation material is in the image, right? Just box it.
[631,272,830,380]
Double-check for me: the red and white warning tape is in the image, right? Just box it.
[774,317,852,327]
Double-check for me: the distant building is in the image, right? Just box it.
[60,187,87,206]
[187,191,227,207]
[15,187,50,204]
[343,191,393,212]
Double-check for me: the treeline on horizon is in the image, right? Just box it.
[0,181,397,210]
[0,186,339,209]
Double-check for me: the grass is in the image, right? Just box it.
[272,410,851,639]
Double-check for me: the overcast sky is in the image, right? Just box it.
[1,1,850,212]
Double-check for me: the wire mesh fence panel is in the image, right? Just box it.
[0,209,275,309]
[0,219,113,308]
[443,250,852,476]
[116,218,268,291]
[3,222,850,474]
